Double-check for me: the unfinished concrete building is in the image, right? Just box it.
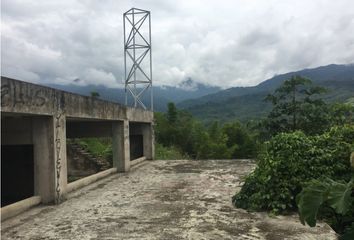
[1,77,155,220]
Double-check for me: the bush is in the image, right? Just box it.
[232,125,354,213]
[155,143,189,160]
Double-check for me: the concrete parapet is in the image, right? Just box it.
[130,156,147,167]
[1,196,41,221]
[1,77,154,123]
[66,168,117,193]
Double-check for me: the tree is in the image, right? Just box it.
[222,121,258,158]
[90,91,100,98]
[166,102,178,123]
[205,121,232,159]
[264,75,328,135]
[329,103,354,126]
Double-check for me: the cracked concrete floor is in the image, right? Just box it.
[1,160,337,240]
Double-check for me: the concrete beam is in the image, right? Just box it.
[66,121,113,138]
[127,108,154,123]
[1,77,153,122]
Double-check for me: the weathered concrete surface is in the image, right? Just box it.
[1,77,153,122]
[1,160,337,240]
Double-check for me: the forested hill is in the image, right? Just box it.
[178,64,354,123]
[45,78,220,112]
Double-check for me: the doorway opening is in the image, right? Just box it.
[1,145,34,207]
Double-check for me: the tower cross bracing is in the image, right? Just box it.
[123,8,153,110]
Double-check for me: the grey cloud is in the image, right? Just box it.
[1,0,354,89]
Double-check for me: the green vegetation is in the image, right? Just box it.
[155,143,188,160]
[347,97,354,105]
[231,76,354,237]
[263,76,328,135]
[155,103,259,160]
[75,138,112,164]
[90,91,100,98]
[232,126,354,212]
[179,64,354,124]
[296,177,354,238]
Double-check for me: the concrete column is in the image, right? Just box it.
[112,120,130,172]
[32,117,55,203]
[142,123,154,160]
[53,113,67,204]
[151,122,155,160]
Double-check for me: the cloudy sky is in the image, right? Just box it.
[2,0,354,89]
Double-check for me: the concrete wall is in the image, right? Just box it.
[1,77,155,210]
[1,77,154,122]
[66,121,113,138]
[32,117,55,203]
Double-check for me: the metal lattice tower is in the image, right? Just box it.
[123,8,153,110]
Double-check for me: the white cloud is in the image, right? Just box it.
[1,0,354,89]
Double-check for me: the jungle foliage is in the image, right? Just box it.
[154,102,259,160]
[232,76,354,237]
[232,126,354,212]
[296,177,354,239]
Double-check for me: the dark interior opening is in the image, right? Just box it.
[130,135,144,160]
[1,145,34,207]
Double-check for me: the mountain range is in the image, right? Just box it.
[178,64,354,122]
[45,64,354,123]
[45,78,220,112]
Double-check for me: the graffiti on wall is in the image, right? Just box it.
[55,111,62,204]
[54,94,65,204]
[1,82,48,108]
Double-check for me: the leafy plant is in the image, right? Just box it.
[296,178,353,227]
[232,125,354,213]
[296,151,354,239]
[296,177,354,238]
